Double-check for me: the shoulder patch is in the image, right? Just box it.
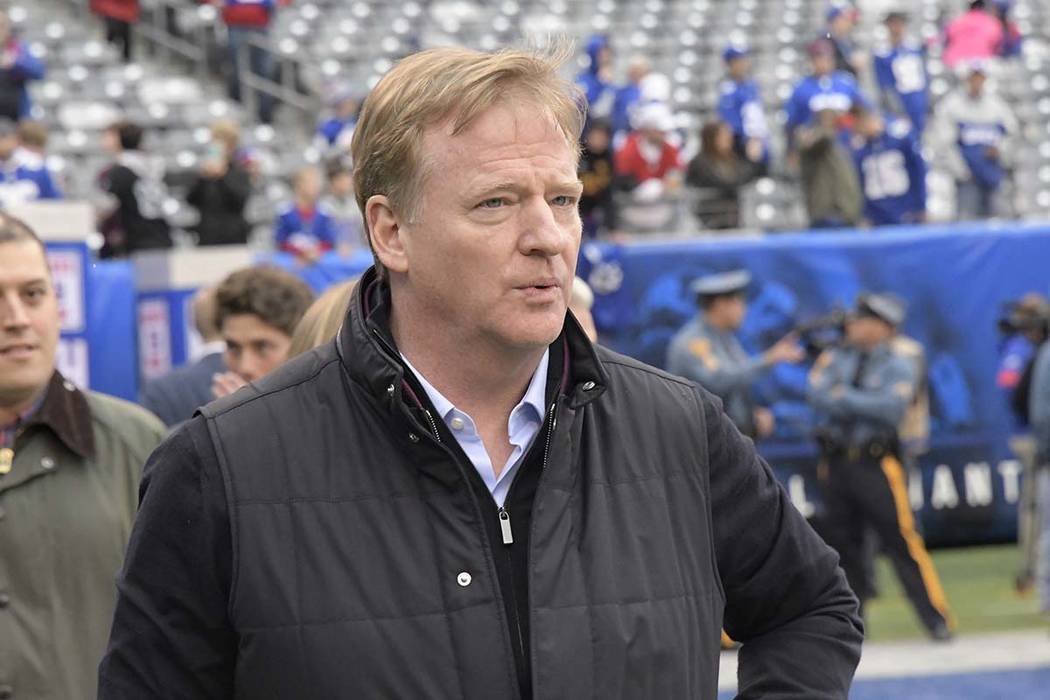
[689,338,719,370]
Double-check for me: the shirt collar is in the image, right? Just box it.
[18,371,96,460]
[400,349,550,430]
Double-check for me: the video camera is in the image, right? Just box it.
[794,307,849,358]
[997,296,1050,341]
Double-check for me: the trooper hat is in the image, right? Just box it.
[855,292,906,327]
[691,269,752,298]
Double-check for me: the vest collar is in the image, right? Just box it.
[337,267,608,412]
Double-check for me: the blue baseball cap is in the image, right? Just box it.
[826,3,852,22]
[722,43,750,63]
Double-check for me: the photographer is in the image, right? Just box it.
[999,294,1050,592]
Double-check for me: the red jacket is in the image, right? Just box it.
[90,0,139,23]
[614,132,683,184]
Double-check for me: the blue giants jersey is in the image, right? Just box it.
[784,72,871,132]
[717,78,769,141]
[873,43,929,134]
[848,119,927,226]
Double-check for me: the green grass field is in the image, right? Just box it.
[864,544,1047,641]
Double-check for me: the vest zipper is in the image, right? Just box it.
[541,401,558,470]
[498,507,514,544]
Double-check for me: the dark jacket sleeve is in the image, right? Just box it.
[98,417,237,699]
[703,390,863,698]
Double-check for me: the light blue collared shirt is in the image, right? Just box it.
[402,350,549,508]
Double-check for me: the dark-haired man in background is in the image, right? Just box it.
[97,120,172,258]
[209,265,314,398]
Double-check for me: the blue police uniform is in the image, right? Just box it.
[873,42,929,134]
[847,118,927,226]
[808,294,953,638]
[666,271,768,437]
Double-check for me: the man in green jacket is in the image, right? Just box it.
[0,213,165,699]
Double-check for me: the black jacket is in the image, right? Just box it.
[186,164,252,246]
[99,268,862,699]
[139,352,226,428]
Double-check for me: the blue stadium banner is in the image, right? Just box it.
[577,222,1050,546]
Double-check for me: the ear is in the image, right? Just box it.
[365,194,409,274]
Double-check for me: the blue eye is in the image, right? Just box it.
[478,198,505,209]
[552,195,577,207]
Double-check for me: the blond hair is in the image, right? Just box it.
[351,45,585,275]
[287,278,358,359]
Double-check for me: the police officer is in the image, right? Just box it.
[808,293,954,641]
[666,270,803,439]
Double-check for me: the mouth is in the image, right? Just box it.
[515,279,562,301]
[0,343,38,360]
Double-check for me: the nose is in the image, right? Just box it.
[237,352,262,382]
[519,195,573,258]
[0,291,30,331]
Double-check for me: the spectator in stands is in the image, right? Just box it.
[717,42,771,164]
[576,34,616,123]
[1027,319,1050,616]
[0,119,61,208]
[798,108,863,229]
[97,120,172,257]
[991,0,1023,58]
[321,155,364,254]
[826,2,866,77]
[0,9,44,122]
[578,119,617,238]
[614,101,683,208]
[942,1,1004,70]
[315,85,361,154]
[140,286,227,427]
[210,265,314,398]
[666,270,804,440]
[686,120,764,230]
[930,60,1018,220]
[610,55,650,138]
[186,119,252,246]
[90,0,138,62]
[275,165,337,262]
[785,39,870,154]
[215,0,277,124]
[0,214,165,700]
[847,106,927,226]
[873,10,929,134]
[286,278,358,359]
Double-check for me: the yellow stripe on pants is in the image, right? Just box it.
[880,456,956,628]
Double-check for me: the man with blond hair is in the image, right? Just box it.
[100,46,862,698]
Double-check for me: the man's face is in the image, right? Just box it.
[967,71,987,97]
[858,113,884,138]
[727,56,750,81]
[0,134,17,160]
[886,17,906,43]
[102,128,120,154]
[846,316,891,347]
[812,53,835,76]
[0,240,60,408]
[222,313,292,383]
[585,126,610,154]
[396,103,583,353]
[709,294,747,330]
[329,172,354,198]
[296,170,322,204]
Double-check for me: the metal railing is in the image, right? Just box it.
[65,0,321,123]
